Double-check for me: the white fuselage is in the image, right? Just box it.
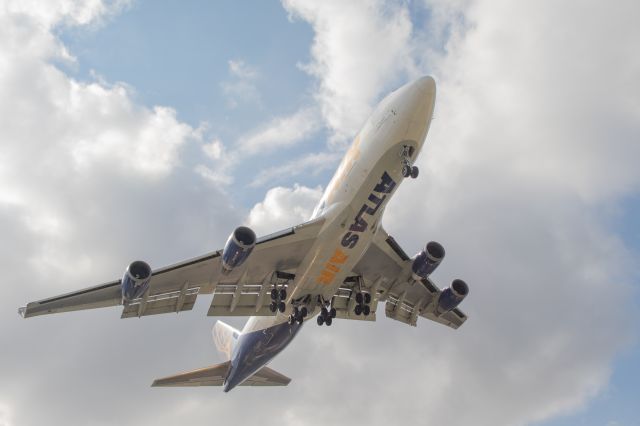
[223,76,436,391]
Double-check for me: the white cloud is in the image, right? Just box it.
[250,151,340,187]
[247,184,323,234]
[194,164,233,186]
[238,107,321,155]
[0,402,11,426]
[221,58,261,108]
[282,0,414,144]
[201,138,223,160]
[228,59,258,80]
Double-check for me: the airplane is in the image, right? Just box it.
[19,75,469,392]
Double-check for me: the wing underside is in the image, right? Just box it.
[349,227,467,329]
[20,218,325,319]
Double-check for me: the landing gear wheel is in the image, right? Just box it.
[297,315,304,325]
[402,163,412,178]
[364,293,372,304]
[410,166,419,179]
[321,307,329,318]
[317,315,324,326]
[278,302,286,313]
[270,289,278,300]
[279,289,287,300]
[300,306,308,318]
[354,305,363,316]
[363,305,371,316]
[325,316,333,326]
[330,308,336,318]
[269,301,277,313]
[289,315,296,325]
[293,306,299,317]
[355,293,363,304]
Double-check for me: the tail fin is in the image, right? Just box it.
[212,320,240,361]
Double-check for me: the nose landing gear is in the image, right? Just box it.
[400,145,419,179]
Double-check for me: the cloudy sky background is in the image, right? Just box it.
[1,0,639,425]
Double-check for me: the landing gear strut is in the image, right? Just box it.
[400,145,418,179]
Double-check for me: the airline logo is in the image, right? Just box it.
[341,171,396,249]
[315,171,396,286]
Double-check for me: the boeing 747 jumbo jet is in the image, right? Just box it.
[19,76,469,392]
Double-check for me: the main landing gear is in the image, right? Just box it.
[316,305,337,326]
[354,292,372,317]
[288,305,308,325]
[400,145,419,179]
[269,286,286,314]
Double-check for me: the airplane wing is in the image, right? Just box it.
[348,226,468,329]
[151,361,290,387]
[19,218,325,319]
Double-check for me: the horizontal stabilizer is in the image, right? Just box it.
[152,361,231,387]
[151,361,290,387]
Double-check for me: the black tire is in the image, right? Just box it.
[402,164,411,178]
[330,308,337,318]
[288,315,295,325]
[354,305,362,316]
[411,166,419,178]
[317,315,324,326]
[279,289,287,300]
[325,316,333,326]
[278,302,286,313]
[355,293,363,304]
[321,307,329,318]
[297,316,304,325]
[300,306,308,318]
[269,301,277,313]
[363,305,371,316]
[293,306,299,317]
[270,289,278,300]
[364,293,372,304]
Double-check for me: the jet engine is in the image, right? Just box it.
[121,260,152,303]
[222,226,257,273]
[411,241,445,280]
[436,279,469,314]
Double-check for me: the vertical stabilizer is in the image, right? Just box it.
[212,320,240,361]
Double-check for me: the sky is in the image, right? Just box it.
[1,0,639,425]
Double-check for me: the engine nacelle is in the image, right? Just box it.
[121,260,152,303]
[411,241,445,281]
[222,226,257,273]
[436,279,469,314]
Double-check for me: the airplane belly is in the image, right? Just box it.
[293,145,408,303]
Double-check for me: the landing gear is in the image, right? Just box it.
[400,145,418,179]
[316,297,336,326]
[270,284,288,314]
[353,291,373,317]
[289,304,308,325]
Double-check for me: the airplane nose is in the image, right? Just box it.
[403,76,436,142]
